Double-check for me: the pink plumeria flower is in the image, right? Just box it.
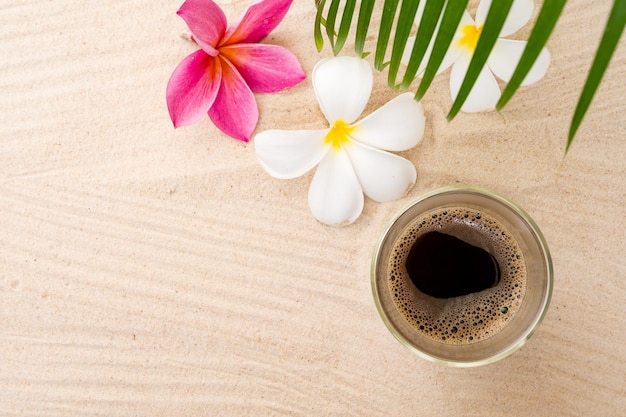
[255,57,425,227]
[166,0,306,141]
[402,0,550,112]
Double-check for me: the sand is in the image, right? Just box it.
[1,0,624,415]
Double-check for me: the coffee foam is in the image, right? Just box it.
[387,207,527,344]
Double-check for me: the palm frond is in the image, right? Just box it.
[355,0,376,56]
[314,0,626,153]
[325,0,358,54]
[399,1,446,89]
[374,0,400,70]
[314,0,326,52]
[387,0,422,87]
[324,0,341,50]
[567,0,626,153]
[496,0,567,110]
[447,0,513,120]
[415,0,467,100]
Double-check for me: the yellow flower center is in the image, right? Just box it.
[458,24,483,51]
[324,119,356,150]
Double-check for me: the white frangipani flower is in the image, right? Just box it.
[255,56,425,227]
[402,0,550,112]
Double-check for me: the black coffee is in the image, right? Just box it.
[387,207,526,344]
[406,231,501,298]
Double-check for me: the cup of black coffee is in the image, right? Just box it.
[371,186,553,367]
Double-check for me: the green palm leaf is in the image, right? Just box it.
[400,0,446,89]
[446,0,513,120]
[331,0,358,54]
[314,0,326,52]
[324,0,341,50]
[415,0,468,100]
[355,0,376,56]
[314,0,626,153]
[374,0,400,70]
[387,0,422,87]
[567,0,626,153]
[496,0,567,110]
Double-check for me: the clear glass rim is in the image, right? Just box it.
[371,185,554,367]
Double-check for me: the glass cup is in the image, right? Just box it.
[371,186,553,367]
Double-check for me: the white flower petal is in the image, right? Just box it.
[312,57,373,124]
[344,139,417,203]
[255,129,329,179]
[450,56,500,113]
[488,39,550,85]
[350,93,425,152]
[476,0,534,37]
[436,43,464,75]
[308,150,364,227]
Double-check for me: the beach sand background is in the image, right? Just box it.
[1,0,624,415]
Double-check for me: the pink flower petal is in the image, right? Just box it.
[221,0,293,46]
[220,44,305,93]
[208,57,258,142]
[166,50,222,128]
[177,0,227,56]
